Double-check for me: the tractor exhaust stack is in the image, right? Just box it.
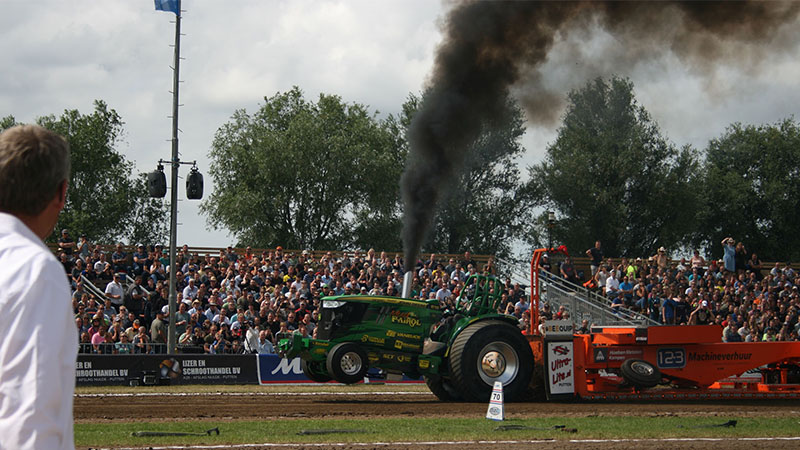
[402,271,414,298]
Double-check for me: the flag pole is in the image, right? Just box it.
[166,3,181,355]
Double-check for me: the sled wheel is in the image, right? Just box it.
[301,359,331,383]
[620,359,661,388]
[326,342,368,384]
[448,320,533,402]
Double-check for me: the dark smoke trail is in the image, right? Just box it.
[401,1,800,270]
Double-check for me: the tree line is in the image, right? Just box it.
[0,101,168,246]
[5,78,799,262]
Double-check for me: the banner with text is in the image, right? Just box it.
[76,354,259,386]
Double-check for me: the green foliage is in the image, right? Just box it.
[697,119,800,261]
[202,87,400,250]
[0,115,16,131]
[348,96,417,251]
[35,101,168,244]
[527,77,700,257]
[422,94,532,258]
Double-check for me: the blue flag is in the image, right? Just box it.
[154,0,180,15]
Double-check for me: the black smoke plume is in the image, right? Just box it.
[401,1,800,270]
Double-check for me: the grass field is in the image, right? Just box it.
[75,415,798,447]
[75,384,800,448]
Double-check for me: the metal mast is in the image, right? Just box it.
[166,8,182,355]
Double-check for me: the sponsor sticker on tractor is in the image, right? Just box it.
[547,342,574,395]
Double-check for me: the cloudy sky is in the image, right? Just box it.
[2,0,800,248]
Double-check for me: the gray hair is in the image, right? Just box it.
[0,125,70,216]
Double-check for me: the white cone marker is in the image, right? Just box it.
[485,381,504,421]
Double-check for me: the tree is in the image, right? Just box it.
[526,77,700,258]
[348,95,418,252]
[202,87,398,250]
[0,115,15,131]
[34,101,168,244]
[697,119,800,261]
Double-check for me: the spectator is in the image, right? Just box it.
[132,244,149,276]
[559,256,579,284]
[183,278,199,301]
[150,309,167,352]
[104,273,125,308]
[77,234,90,262]
[111,243,128,274]
[585,241,604,276]
[689,300,714,325]
[662,290,677,325]
[747,253,763,280]
[58,228,76,259]
[722,237,736,276]
[79,332,92,354]
[605,271,620,300]
[619,275,634,307]
[646,290,662,323]
[594,264,609,294]
[690,249,706,275]
[653,247,668,270]
[175,302,190,337]
[435,281,452,303]
[133,326,150,353]
[115,333,134,354]
[735,241,748,276]
[90,325,108,354]
[93,252,112,279]
[125,275,146,319]
[258,330,275,354]
[461,251,476,270]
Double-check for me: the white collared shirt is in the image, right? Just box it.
[0,213,78,449]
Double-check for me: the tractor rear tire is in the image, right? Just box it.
[620,359,661,388]
[448,320,533,402]
[326,343,368,384]
[424,374,461,401]
[302,359,331,383]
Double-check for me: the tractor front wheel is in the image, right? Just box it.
[326,343,368,384]
[424,374,461,401]
[448,320,533,402]
[302,359,331,383]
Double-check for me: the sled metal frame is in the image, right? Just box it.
[568,324,800,400]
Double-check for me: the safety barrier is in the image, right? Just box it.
[539,271,658,327]
[75,353,424,386]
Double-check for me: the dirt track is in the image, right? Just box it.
[74,389,800,449]
[74,390,800,422]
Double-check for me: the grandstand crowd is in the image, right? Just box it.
[60,228,800,356]
[575,240,800,343]
[60,229,514,355]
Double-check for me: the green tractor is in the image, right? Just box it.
[278,274,534,402]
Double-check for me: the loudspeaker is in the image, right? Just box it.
[186,167,203,200]
[148,169,167,198]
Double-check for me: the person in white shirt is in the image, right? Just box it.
[258,330,275,354]
[182,278,199,301]
[104,273,125,307]
[605,273,620,300]
[0,125,77,449]
[435,282,452,303]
